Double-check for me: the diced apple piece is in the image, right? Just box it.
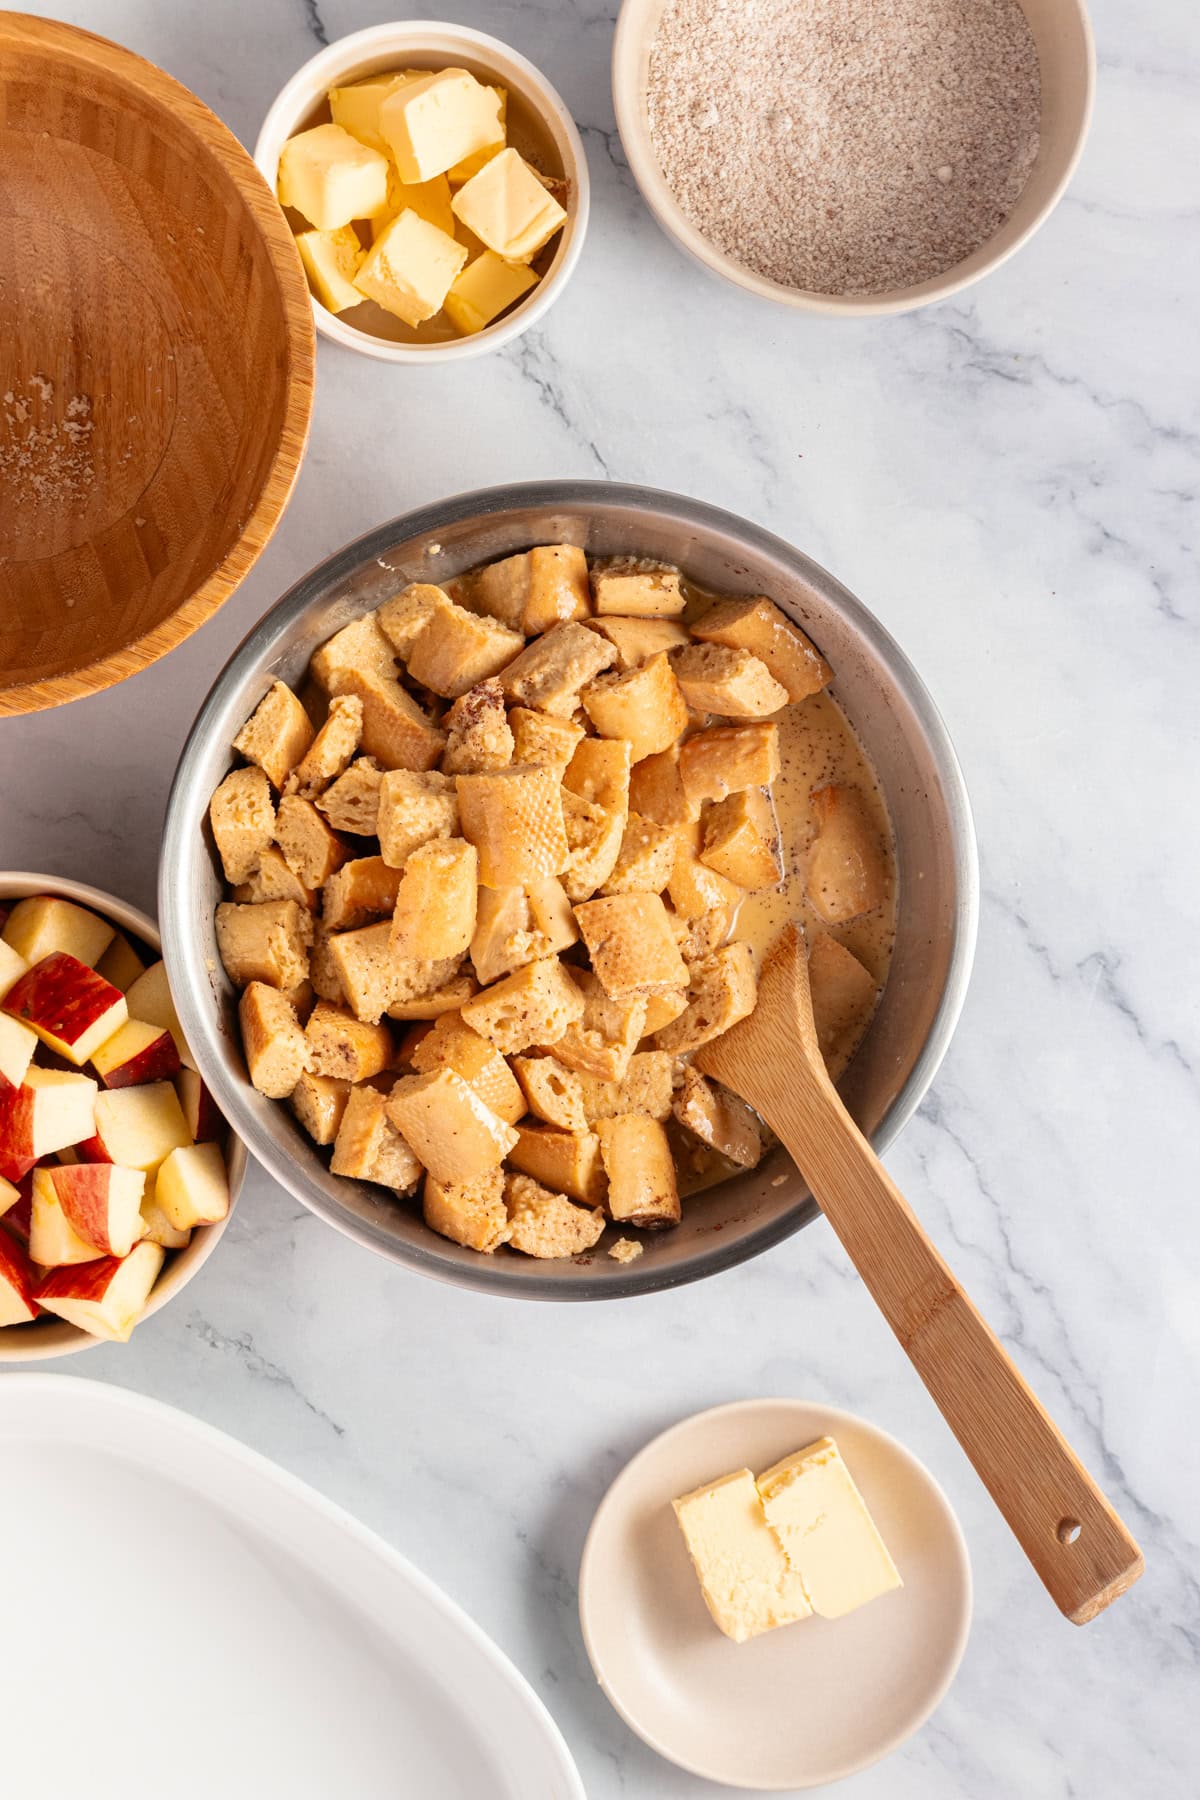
[92,1084,191,1173]
[155,1142,230,1229]
[2,1173,33,1241]
[0,1174,17,1218]
[139,1188,192,1250]
[29,1165,105,1265]
[125,961,196,1072]
[0,939,29,1001]
[2,896,115,969]
[95,932,148,993]
[46,1162,147,1259]
[0,1012,37,1089]
[90,1017,182,1089]
[174,1069,223,1143]
[3,954,128,1065]
[0,1230,38,1325]
[34,1241,165,1342]
[0,1069,98,1182]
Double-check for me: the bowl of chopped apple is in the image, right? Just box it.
[0,876,244,1359]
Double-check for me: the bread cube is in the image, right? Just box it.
[601,811,676,896]
[591,561,686,617]
[504,1172,605,1258]
[410,1011,524,1123]
[320,857,401,932]
[328,664,445,772]
[216,900,312,991]
[277,122,389,230]
[641,987,688,1035]
[469,879,577,986]
[316,757,385,835]
[691,595,832,702]
[238,982,309,1099]
[331,1084,422,1190]
[656,943,758,1054]
[309,927,346,1004]
[808,928,879,1080]
[287,695,363,801]
[390,838,478,960]
[573,893,689,998]
[806,784,890,924]
[232,681,315,791]
[386,967,477,1020]
[669,643,788,720]
[325,921,399,1023]
[405,598,523,699]
[376,583,450,656]
[232,846,315,911]
[304,999,392,1082]
[500,622,615,718]
[456,766,568,886]
[423,1167,511,1253]
[512,1055,587,1132]
[209,766,275,885]
[275,794,347,888]
[700,788,782,891]
[586,615,690,670]
[290,1070,352,1145]
[509,708,585,781]
[310,614,397,690]
[283,978,316,1024]
[578,1051,673,1124]
[679,722,780,808]
[469,545,590,635]
[551,968,646,1082]
[509,1124,607,1206]
[460,955,584,1055]
[386,1068,518,1186]
[673,1067,764,1168]
[377,768,459,869]
[561,738,630,814]
[668,904,735,962]
[581,653,690,762]
[627,743,699,829]
[441,679,514,774]
[595,1115,680,1228]
[561,792,625,903]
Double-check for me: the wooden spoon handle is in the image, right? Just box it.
[774,1081,1143,1622]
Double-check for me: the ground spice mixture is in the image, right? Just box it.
[646,0,1041,296]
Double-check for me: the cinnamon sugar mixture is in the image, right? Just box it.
[646,0,1041,296]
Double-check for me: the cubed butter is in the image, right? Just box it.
[277,123,390,230]
[446,86,507,184]
[370,168,456,242]
[380,68,505,183]
[296,225,365,314]
[450,148,567,263]
[444,251,538,336]
[672,1469,812,1644]
[328,72,420,153]
[354,209,468,327]
[757,1437,902,1620]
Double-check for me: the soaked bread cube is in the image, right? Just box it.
[216,900,312,990]
[508,1124,607,1206]
[513,1055,588,1132]
[669,643,788,720]
[591,561,686,617]
[239,981,310,1099]
[325,920,453,1024]
[460,955,585,1054]
[310,614,398,689]
[287,695,363,799]
[700,788,782,891]
[377,768,459,869]
[456,766,568,887]
[562,737,632,816]
[509,707,585,781]
[386,967,478,1020]
[578,1051,673,1124]
[655,942,758,1055]
[550,967,645,1082]
[668,904,736,962]
[410,1011,524,1123]
[673,1066,764,1168]
[441,679,514,774]
[276,794,347,889]
[500,621,615,717]
[574,893,689,998]
[561,791,625,903]
[331,1084,421,1190]
[405,596,524,698]
[320,856,402,932]
[386,1068,518,1186]
[806,784,890,924]
[330,664,445,772]
[627,743,698,832]
[581,653,690,762]
[596,1115,680,1228]
[209,766,275,885]
[424,1167,511,1253]
[679,723,779,809]
[232,845,315,910]
[233,681,315,790]
[666,842,744,920]
[601,811,676,896]
[469,879,577,986]
[504,1171,605,1258]
[807,927,880,1080]
[303,999,392,1082]
[317,757,385,835]
[691,595,832,702]
[469,544,590,634]
[586,615,689,670]
[641,987,688,1035]
[376,584,451,657]
[290,1070,352,1145]
[390,838,478,960]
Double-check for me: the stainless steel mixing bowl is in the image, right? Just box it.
[161,483,978,1298]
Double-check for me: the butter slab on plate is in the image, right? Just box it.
[579,1398,971,1790]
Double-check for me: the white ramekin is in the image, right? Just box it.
[255,22,589,362]
[613,0,1095,317]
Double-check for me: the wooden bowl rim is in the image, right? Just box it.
[0,12,316,718]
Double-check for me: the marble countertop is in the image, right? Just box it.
[5,1,1198,1793]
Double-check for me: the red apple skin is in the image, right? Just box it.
[0,1086,36,1183]
[48,1164,119,1256]
[76,1134,113,1165]
[4,953,124,1052]
[0,1228,38,1320]
[100,1030,181,1090]
[3,1174,34,1243]
[178,1071,222,1143]
[35,1254,123,1304]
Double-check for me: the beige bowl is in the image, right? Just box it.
[612,0,1095,316]
[0,874,244,1363]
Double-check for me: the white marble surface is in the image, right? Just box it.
[4,1,1199,1793]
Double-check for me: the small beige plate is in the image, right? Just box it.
[579,1399,972,1790]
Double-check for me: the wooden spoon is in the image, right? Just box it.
[694,925,1143,1623]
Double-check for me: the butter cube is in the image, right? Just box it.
[672,1469,812,1644]
[278,123,389,230]
[370,168,455,242]
[328,72,420,154]
[758,1438,902,1620]
[446,87,507,184]
[380,68,505,183]
[295,225,365,314]
[444,251,539,336]
[451,148,567,264]
[354,209,467,327]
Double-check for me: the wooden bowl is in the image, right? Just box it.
[0,14,315,716]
